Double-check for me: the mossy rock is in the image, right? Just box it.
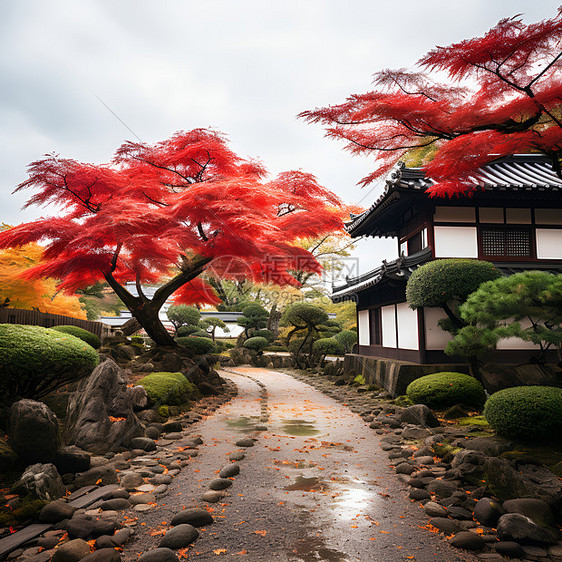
[0,324,100,405]
[0,440,18,473]
[138,372,199,407]
[352,374,366,386]
[456,415,490,428]
[393,395,414,407]
[50,325,101,349]
[0,498,48,527]
[157,405,169,419]
[484,386,562,440]
[406,372,486,410]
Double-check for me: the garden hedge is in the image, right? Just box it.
[253,329,274,342]
[177,336,215,356]
[138,372,198,406]
[0,324,100,404]
[406,259,501,309]
[312,337,344,356]
[177,325,200,337]
[484,386,562,440]
[51,324,101,349]
[243,336,269,353]
[335,330,357,353]
[406,372,486,410]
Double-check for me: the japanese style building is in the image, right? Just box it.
[332,154,562,364]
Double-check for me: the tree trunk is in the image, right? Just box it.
[133,303,176,346]
[267,304,282,339]
[103,254,212,348]
[121,317,142,336]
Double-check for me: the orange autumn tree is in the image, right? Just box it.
[0,229,86,318]
[0,129,343,346]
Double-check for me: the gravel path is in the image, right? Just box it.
[123,367,477,561]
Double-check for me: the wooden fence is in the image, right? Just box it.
[0,307,111,339]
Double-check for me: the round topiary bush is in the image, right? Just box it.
[406,259,501,309]
[0,324,100,405]
[253,329,274,342]
[50,325,101,349]
[177,336,215,356]
[177,325,200,337]
[138,372,198,406]
[334,330,358,353]
[243,336,269,353]
[312,337,344,356]
[189,329,213,339]
[484,386,562,440]
[406,372,485,410]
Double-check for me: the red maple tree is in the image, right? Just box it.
[300,9,562,196]
[0,129,343,345]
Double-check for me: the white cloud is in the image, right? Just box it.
[1,0,559,272]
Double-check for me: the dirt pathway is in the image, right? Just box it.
[125,367,476,561]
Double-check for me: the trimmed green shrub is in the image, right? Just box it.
[312,338,344,356]
[51,325,101,349]
[484,386,562,440]
[189,329,213,339]
[177,325,200,337]
[238,302,269,336]
[167,305,201,331]
[253,329,274,342]
[0,324,99,405]
[243,336,269,353]
[406,259,501,309]
[335,330,358,353]
[406,372,486,410]
[138,372,198,406]
[177,336,215,356]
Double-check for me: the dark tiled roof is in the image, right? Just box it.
[331,247,432,301]
[331,249,562,302]
[347,154,562,235]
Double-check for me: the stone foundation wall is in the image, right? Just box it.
[343,354,469,397]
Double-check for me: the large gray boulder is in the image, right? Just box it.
[480,362,562,394]
[8,399,60,463]
[497,513,558,545]
[64,358,145,454]
[450,449,487,484]
[484,457,562,504]
[399,404,440,428]
[13,463,65,501]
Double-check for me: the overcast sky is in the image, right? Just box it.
[1,1,560,279]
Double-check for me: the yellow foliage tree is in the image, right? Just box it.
[0,236,87,319]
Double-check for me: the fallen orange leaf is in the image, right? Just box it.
[254,530,267,536]
[213,548,227,555]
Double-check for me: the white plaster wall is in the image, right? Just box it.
[424,307,453,350]
[434,226,478,258]
[381,305,397,348]
[536,229,562,259]
[396,302,419,350]
[358,309,370,346]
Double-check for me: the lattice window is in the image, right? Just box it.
[481,228,531,258]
